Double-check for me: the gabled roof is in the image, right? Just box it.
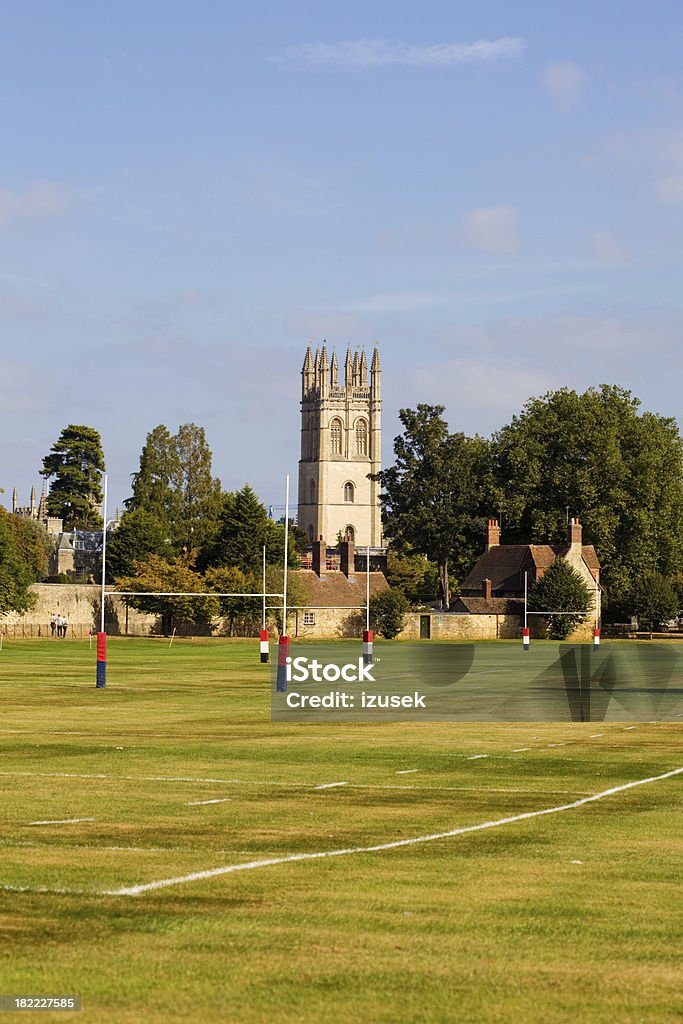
[460,543,600,597]
[452,596,525,615]
[295,569,389,608]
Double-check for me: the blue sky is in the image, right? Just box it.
[3,1,683,513]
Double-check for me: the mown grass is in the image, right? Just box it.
[0,637,681,1023]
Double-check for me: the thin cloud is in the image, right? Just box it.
[0,180,73,228]
[543,61,586,111]
[278,37,525,69]
[462,205,521,255]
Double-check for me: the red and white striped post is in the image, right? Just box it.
[523,627,530,652]
[260,629,270,663]
[363,629,373,666]
[593,627,600,650]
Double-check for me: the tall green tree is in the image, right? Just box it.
[527,559,592,640]
[126,423,222,552]
[493,386,683,615]
[629,570,680,635]
[6,514,50,580]
[373,405,497,607]
[41,425,105,529]
[0,510,40,614]
[202,485,300,573]
[105,509,171,582]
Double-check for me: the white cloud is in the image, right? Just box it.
[543,62,586,111]
[591,230,630,264]
[0,181,72,228]
[462,205,521,255]
[279,37,525,69]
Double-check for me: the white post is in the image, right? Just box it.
[366,545,370,632]
[523,569,530,651]
[262,544,267,632]
[594,576,600,649]
[100,473,108,634]
[282,474,289,637]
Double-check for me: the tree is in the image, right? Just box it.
[201,485,300,573]
[126,423,222,552]
[629,570,680,635]
[527,559,592,640]
[6,514,50,580]
[41,425,105,530]
[105,509,171,582]
[369,588,409,639]
[373,405,497,608]
[0,510,40,615]
[385,551,438,606]
[493,386,683,617]
[114,553,218,635]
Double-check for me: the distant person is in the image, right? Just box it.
[56,614,64,639]
[62,617,68,639]
[50,614,56,639]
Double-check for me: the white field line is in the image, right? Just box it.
[396,769,418,774]
[0,771,601,796]
[186,798,231,806]
[590,734,604,738]
[466,754,488,760]
[27,818,95,826]
[512,748,530,752]
[314,782,348,790]
[102,767,683,897]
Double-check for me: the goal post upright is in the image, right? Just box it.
[96,472,108,688]
[260,544,269,663]
[277,474,290,692]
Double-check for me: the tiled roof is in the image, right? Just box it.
[295,569,389,607]
[452,596,525,615]
[460,543,600,597]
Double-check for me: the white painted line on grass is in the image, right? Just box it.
[590,734,604,738]
[101,767,683,897]
[512,748,530,752]
[27,818,95,826]
[396,770,418,774]
[314,782,348,790]
[466,755,488,760]
[623,726,637,731]
[186,798,231,806]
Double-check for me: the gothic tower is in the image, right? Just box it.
[298,343,382,547]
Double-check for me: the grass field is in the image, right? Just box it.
[0,637,681,1023]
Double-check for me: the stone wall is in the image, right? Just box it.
[1,584,159,638]
[398,611,594,642]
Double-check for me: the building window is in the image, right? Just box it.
[355,419,368,455]
[344,481,354,503]
[330,418,343,455]
[310,479,315,504]
[345,525,355,541]
[303,612,316,626]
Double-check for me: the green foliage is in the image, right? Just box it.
[126,423,222,552]
[202,485,300,573]
[374,405,497,607]
[6,514,50,580]
[527,559,592,640]
[0,510,38,615]
[493,386,683,616]
[385,551,438,606]
[114,553,218,635]
[105,509,172,583]
[41,425,105,530]
[629,570,680,632]
[369,588,409,639]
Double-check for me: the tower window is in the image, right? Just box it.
[344,482,355,503]
[344,525,356,542]
[355,419,368,456]
[330,418,343,455]
[310,479,315,503]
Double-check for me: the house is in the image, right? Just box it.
[449,517,600,638]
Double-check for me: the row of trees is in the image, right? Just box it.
[376,386,683,623]
[0,508,50,616]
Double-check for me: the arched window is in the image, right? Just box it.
[310,479,315,504]
[344,525,356,541]
[355,419,368,456]
[344,482,355,503]
[330,418,343,455]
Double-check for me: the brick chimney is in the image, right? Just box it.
[481,578,492,600]
[312,536,326,577]
[568,517,582,548]
[486,518,501,551]
[339,533,355,578]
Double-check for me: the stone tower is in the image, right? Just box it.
[298,343,382,547]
